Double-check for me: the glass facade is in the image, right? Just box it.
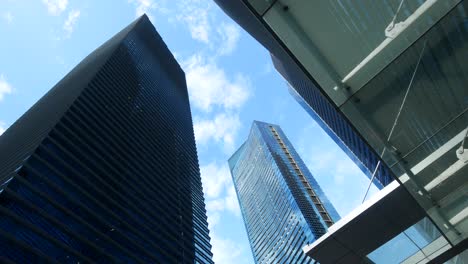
[216,0,468,259]
[282,72,394,189]
[229,121,339,263]
[368,217,455,263]
[0,15,213,263]
[214,0,396,189]
[255,0,468,249]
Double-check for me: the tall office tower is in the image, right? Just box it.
[0,15,213,263]
[214,1,394,189]
[216,1,468,263]
[229,121,340,263]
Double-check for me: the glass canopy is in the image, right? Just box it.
[250,0,468,248]
[368,217,452,263]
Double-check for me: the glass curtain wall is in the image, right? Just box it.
[229,122,339,263]
[246,0,468,252]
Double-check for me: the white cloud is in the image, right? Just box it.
[55,55,65,65]
[185,54,249,153]
[176,0,212,44]
[207,211,221,230]
[3,12,13,24]
[200,163,246,264]
[225,185,241,216]
[63,10,80,38]
[305,149,337,172]
[148,0,240,53]
[201,162,241,230]
[128,0,169,22]
[130,0,153,17]
[211,235,244,264]
[200,162,232,199]
[305,147,362,187]
[152,1,242,54]
[261,62,273,75]
[42,0,68,16]
[182,54,250,112]
[0,74,13,101]
[296,124,380,215]
[217,23,241,56]
[205,189,240,220]
[194,113,241,152]
[335,157,362,184]
[206,199,226,212]
[0,121,6,136]
[304,145,365,186]
[155,4,251,260]
[303,148,367,213]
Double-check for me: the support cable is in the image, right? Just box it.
[362,39,427,203]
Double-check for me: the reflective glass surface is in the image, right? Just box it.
[255,0,468,247]
[446,249,468,263]
[261,0,461,105]
[229,121,339,263]
[0,16,213,263]
[368,217,454,263]
[287,83,393,188]
[339,2,468,245]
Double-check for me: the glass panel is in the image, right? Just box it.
[390,116,468,245]
[367,217,451,264]
[368,233,420,264]
[263,0,460,105]
[445,249,468,264]
[340,2,468,245]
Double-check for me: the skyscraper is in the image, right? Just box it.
[216,1,468,262]
[0,15,213,263]
[229,121,339,263]
[213,0,394,189]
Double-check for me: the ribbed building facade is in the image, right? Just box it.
[229,121,339,263]
[0,15,213,263]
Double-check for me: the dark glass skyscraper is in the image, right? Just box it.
[229,121,339,263]
[0,15,213,263]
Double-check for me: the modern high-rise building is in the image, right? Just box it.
[0,15,214,263]
[229,121,340,263]
[214,1,394,189]
[216,1,467,263]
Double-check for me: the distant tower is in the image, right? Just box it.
[0,15,213,263]
[214,0,394,189]
[229,121,339,263]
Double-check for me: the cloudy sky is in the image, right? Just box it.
[0,1,378,263]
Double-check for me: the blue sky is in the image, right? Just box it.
[0,1,378,263]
